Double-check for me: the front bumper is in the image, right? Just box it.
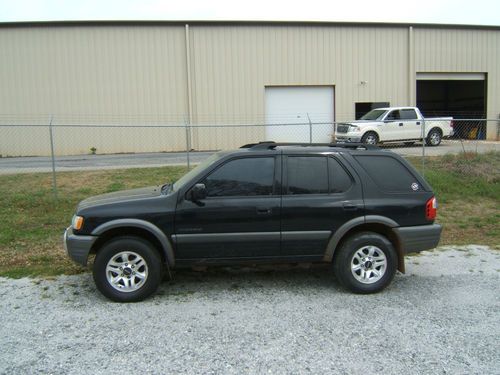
[63,226,97,266]
[335,135,362,142]
[394,224,442,254]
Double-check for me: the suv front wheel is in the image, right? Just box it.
[334,232,397,294]
[93,236,163,302]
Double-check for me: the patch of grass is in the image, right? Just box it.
[0,166,187,278]
[408,151,499,247]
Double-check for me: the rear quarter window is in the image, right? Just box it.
[354,155,422,192]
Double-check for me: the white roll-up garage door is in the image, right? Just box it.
[265,86,334,143]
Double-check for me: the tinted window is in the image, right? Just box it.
[287,157,328,195]
[400,109,418,120]
[354,155,421,192]
[204,157,274,197]
[329,157,352,193]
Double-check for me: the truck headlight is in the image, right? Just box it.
[72,215,84,231]
[349,125,361,132]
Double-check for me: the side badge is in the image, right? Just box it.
[411,182,419,191]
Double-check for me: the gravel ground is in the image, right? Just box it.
[1,245,499,374]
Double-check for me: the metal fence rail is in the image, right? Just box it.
[0,116,499,197]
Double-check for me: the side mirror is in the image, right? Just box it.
[189,183,207,201]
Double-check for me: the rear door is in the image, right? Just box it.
[399,108,422,140]
[280,153,363,258]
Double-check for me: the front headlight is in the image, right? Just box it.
[72,215,84,231]
[349,125,361,132]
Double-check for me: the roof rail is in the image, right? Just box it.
[241,141,379,151]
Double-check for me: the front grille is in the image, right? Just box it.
[336,124,350,133]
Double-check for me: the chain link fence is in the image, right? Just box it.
[0,114,498,196]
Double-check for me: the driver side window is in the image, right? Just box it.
[386,110,400,121]
[202,157,275,197]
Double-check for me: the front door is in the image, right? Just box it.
[174,156,281,260]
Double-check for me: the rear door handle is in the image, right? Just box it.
[399,122,404,126]
[416,121,421,125]
[343,202,358,211]
[256,207,272,215]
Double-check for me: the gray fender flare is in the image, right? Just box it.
[92,219,175,267]
[323,215,400,262]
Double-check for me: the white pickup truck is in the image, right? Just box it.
[334,107,453,146]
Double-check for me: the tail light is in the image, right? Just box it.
[426,196,437,221]
[450,120,454,128]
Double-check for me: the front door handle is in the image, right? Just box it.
[416,121,421,125]
[256,207,272,215]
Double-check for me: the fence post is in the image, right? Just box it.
[48,115,58,199]
[307,113,312,143]
[185,120,191,169]
[421,118,426,177]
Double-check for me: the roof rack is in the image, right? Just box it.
[240,141,379,151]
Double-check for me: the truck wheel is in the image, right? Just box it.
[361,132,379,145]
[333,232,397,294]
[426,128,442,146]
[93,236,163,302]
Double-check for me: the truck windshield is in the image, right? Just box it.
[360,109,387,120]
[172,153,221,192]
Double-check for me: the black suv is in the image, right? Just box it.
[64,142,442,302]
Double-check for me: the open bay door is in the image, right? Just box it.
[265,86,334,143]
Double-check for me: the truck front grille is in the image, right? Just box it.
[336,124,350,133]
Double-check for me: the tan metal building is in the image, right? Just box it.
[0,21,499,155]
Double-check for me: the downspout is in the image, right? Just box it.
[408,26,415,106]
[185,24,194,148]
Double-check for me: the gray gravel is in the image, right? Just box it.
[1,245,499,374]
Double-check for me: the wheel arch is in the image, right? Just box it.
[427,126,443,137]
[90,219,175,268]
[324,216,405,273]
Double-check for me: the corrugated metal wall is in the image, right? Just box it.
[0,23,498,155]
[0,26,189,155]
[414,28,500,140]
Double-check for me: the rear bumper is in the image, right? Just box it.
[394,224,442,254]
[63,226,97,266]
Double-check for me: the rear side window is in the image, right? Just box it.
[400,109,418,120]
[287,156,328,194]
[328,157,352,193]
[354,155,421,192]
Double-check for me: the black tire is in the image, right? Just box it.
[361,132,379,145]
[404,141,415,146]
[93,236,163,302]
[426,128,442,146]
[333,232,397,294]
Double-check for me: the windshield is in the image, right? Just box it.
[172,153,221,191]
[360,109,387,121]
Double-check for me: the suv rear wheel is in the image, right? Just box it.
[93,236,163,302]
[334,232,397,294]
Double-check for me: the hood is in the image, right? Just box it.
[77,186,162,210]
[340,120,381,126]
